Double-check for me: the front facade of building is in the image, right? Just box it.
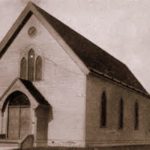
[0,2,150,149]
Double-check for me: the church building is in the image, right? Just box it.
[0,2,150,149]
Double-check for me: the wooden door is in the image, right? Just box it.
[7,106,31,140]
[20,106,31,139]
[7,91,31,140]
[7,106,20,140]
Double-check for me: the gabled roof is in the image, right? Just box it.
[0,2,148,95]
[0,78,50,112]
[20,79,49,105]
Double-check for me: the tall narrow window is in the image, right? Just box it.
[134,102,139,130]
[119,98,124,129]
[35,56,42,81]
[100,91,107,127]
[28,49,35,81]
[20,57,27,79]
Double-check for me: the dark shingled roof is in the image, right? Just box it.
[20,79,49,105]
[33,4,147,94]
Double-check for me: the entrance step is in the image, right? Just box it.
[0,135,34,150]
[0,140,20,150]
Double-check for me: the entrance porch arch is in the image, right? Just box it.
[4,91,31,140]
[2,91,30,113]
[0,79,52,146]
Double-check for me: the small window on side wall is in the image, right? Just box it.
[134,102,139,130]
[100,91,107,128]
[119,98,124,129]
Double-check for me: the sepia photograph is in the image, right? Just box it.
[0,0,150,150]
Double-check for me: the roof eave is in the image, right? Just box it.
[0,2,34,58]
[0,2,89,75]
[90,68,150,98]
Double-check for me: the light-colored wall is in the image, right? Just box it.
[1,10,150,148]
[0,15,86,147]
[86,73,150,147]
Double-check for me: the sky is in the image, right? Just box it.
[0,0,150,92]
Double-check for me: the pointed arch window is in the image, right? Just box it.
[28,49,35,81]
[35,56,42,81]
[134,102,139,130]
[119,98,124,129]
[100,91,107,127]
[20,57,27,79]
[20,49,42,81]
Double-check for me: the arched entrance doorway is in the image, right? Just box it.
[5,91,31,140]
[0,79,52,146]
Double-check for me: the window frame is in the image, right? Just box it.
[118,98,124,129]
[20,57,27,80]
[100,91,107,128]
[28,49,35,81]
[35,56,42,81]
[134,102,139,130]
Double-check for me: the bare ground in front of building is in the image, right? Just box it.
[15,145,150,150]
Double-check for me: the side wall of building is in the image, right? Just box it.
[0,15,86,147]
[86,73,150,147]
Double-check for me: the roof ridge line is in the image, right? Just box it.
[0,2,148,94]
